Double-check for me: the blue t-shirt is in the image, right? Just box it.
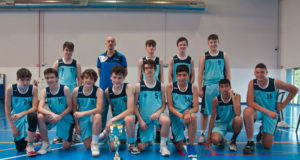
[97,51,127,90]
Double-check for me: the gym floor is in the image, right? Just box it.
[0,101,299,160]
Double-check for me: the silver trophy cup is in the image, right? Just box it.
[110,124,124,160]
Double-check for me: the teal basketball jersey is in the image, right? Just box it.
[138,80,162,123]
[108,83,128,118]
[46,84,73,123]
[77,85,98,112]
[58,58,77,92]
[172,55,191,82]
[171,82,193,113]
[11,84,33,114]
[253,78,278,112]
[215,94,235,123]
[203,51,226,86]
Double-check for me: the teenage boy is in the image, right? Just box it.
[135,59,171,156]
[243,63,298,154]
[36,68,74,155]
[5,68,38,156]
[166,65,199,158]
[72,69,103,156]
[206,79,242,152]
[198,34,231,143]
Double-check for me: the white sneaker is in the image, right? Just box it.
[26,145,36,157]
[198,133,205,144]
[91,143,100,157]
[37,142,51,155]
[128,144,140,154]
[160,145,170,157]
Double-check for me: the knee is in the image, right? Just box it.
[234,116,243,125]
[243,107,254,118]
[175,141,183,151]
[138,143,146,151]
[37,113,45,120]
[160,116,170,126]
[263,143,272,149]
[211,136,221,145]
[191,113,197,122]
[63,141,71,150]
[124,116,135,125]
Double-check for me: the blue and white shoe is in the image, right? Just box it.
[187,145,197,158]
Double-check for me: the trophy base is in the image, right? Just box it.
[113,157,121,160]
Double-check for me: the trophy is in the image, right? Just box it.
[110,124,124,160]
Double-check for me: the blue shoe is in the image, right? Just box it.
[187,145,197,158]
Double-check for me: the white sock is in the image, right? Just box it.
[160,137,167,146]
[99,130,107,139]
[200,130,205,135]
[92,135,99,144]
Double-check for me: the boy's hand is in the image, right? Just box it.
[139,120,148,131]
[11,113,23,121]
[150,112,160,121]
[75,125,81,136]
[267,111,277,119]
[12,127,20,137]
[199,89,204,98]
[73,112,84,119]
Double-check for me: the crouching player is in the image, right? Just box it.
[72,69,103,156]
[206,79,242,152]
[37,68,74,154]
[166,65,199,158]
[5,68,38,156]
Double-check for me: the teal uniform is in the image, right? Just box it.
[77,85,99,140]
[170,82,193,142]
[253,78,278,135]
[212,94,235,136]
[58,58,77,92]
[172,55,192,82]
[137,80,164,143]
[108,83,135,143]
[201,51,226,115]
[11,84,33,141]
[46,84,74,142]
[141,57,161,81]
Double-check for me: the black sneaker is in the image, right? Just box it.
[243,141,255,154]
[256,126,263,143]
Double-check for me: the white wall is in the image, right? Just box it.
[280,0,300,69]
[0,0,280,102]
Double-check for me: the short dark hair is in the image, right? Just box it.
[143,59,157,71]
[145,40,156,47]
[17,68,32,79]
[255,63,267,70]
[81,69,98,82]
[177,37,188,46]
[208,34,219,41]
[111,65,127,77]
[219,78,231,87]
[44,68,58,77]
[63,41,74,51]
[176,65,189,74]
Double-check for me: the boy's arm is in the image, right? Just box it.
[134,83,148,130]
[52,60,58,70]
[168,58,174,83]
[159,58,164,83]
[137,59,143,82]
[231,92,241,116]
[275,80,298,111]
[191,85,199,113]
[37,89,54,115]
[166,83,183,118]
[198,53,205,98]
[76,61,82,86]
[190,58,195,84]
[4,86,17,131]
[72,88,80,134]
[206,97,218,145]
[247,80,277,119]
[224,52,231,80]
